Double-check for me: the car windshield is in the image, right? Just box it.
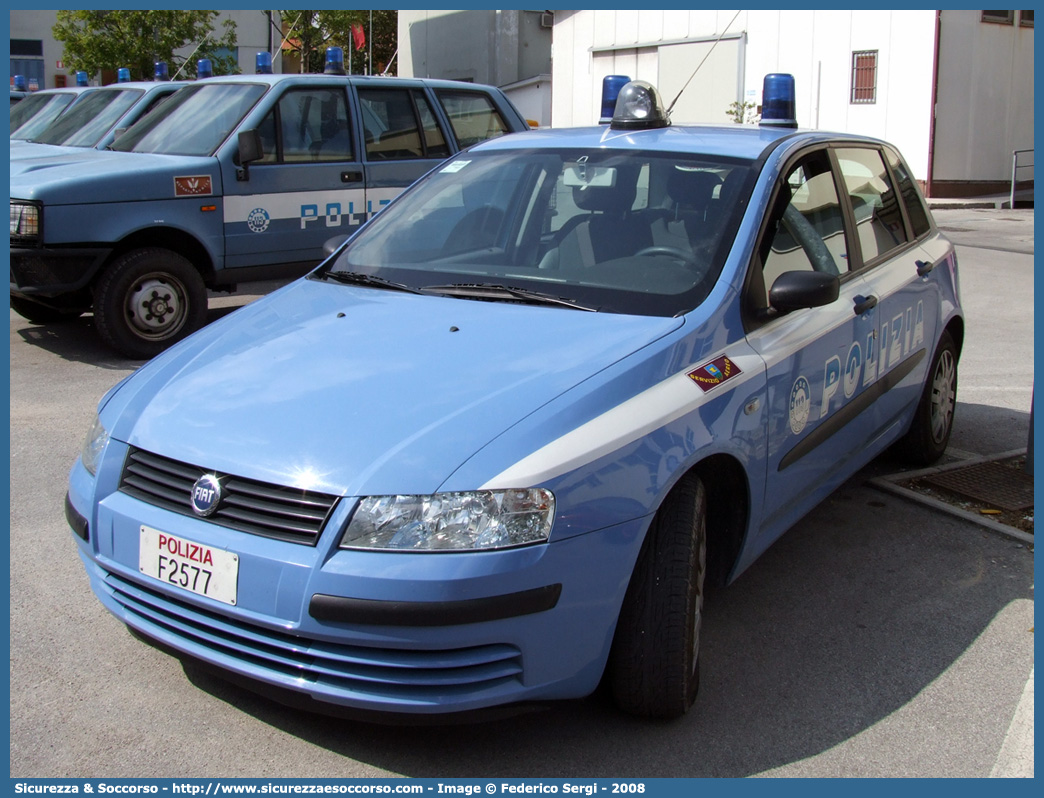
[323,148,753,316]
[9,92,77,139]
[31,88,143,147]
[110,83,266,156]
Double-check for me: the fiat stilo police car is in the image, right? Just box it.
[67,75,962,719]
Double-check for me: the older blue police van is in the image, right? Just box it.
[67,75,962,719]
[11,55,528,358]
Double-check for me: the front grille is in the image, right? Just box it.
[120,448,339,546]
[105,572,524,701]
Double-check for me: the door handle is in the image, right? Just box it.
[853,295,878,315]
[341,170,363,183]
[916,259,935,276]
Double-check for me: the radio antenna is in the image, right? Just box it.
[665,9,743,117]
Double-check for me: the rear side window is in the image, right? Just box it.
[436,90,511,148]
[257,87,354,164]
[885,147,932,238]
[359,88,448,161]
[836,147,909,263]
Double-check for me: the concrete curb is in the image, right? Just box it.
[869,448,1034,545]
[990,668,1035,778]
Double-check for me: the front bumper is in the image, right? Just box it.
[11,244,111,297]
[68,448,647,716]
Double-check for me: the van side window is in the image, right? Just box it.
[836,147,909,263]
[436,90,511,148]
[359,88,447,161]
[258,88,354,164]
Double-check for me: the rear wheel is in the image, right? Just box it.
[608,473,707,718]
[10,296,83,324]
[894,330,958,465]
[93,248,207,359]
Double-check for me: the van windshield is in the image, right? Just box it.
[110,83,266,156]
[32,88,143,147]
[10,92,78,139]
[324,148,754,317]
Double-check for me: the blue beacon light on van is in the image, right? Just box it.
[75,71,89,87]
[197,58,213,80]
[117,68,131,83]
[256,52,273,75]
[324,46,346,75]
[760,73,798,128]
[154,61,169,81]
[599,75,631,124]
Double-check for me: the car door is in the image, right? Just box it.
[222,84,367,271]
[833,145,942,439]
[744,147,880,545]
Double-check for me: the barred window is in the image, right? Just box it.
[850,50,878,105]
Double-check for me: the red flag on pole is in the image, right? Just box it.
[351,24,366,51]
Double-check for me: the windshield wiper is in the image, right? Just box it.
[421,283,597,312]
[320,270,423,294]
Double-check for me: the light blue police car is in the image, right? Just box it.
[67,75,962,719]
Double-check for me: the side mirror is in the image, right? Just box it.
[236,129,264,181]
[768,271,840,315]
[323,234,351,258]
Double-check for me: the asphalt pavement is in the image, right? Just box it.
[8,206,1034,778]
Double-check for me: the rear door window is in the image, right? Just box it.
[359,88,449,160]
[435,90,512,148]
[836,147,910,264]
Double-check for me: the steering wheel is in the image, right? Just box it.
[634,245,698,266]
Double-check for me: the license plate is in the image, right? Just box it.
[139,526,239,606]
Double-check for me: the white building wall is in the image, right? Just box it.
[552,10,937,179]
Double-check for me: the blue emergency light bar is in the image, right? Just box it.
[154,62,169,81]
[760,73,797,128]
[324,46,346,75]
[117,68,131,83]
[599,75,631,124]
[197,58,213,80]
[13,75,27,91]
[256,52,273,75]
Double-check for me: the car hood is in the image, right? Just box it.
[10,149,215,203]
[104,279,683,497]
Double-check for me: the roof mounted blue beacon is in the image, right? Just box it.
[197,58,213,80]
[610,80,670,131]
[154,61,169,81]
[13,75,27,91]
[117,68,131,83]
[256,52,273,75]
[324,46,346,75]
[760,73,798,128]
[599,75,631,124]
[75,71,89,87]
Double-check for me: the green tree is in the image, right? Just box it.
[278,10,397,75]
[52,10,240,82]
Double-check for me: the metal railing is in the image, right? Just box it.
[1010,148,1033,208]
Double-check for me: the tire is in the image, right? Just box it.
[10,296,83,324]
[894,330,958,466]
[93,248,207,359]
[608,473,707,718]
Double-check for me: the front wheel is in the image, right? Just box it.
[608,473,707,718]
[93,248,207,359]
[894,330,958,465]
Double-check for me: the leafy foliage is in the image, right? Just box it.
[278,10,397,75]
[52,10,240,82]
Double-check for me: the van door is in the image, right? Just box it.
[222,84,367,272]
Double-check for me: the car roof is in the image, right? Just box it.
[468,123,888,162]
[193,73,507,92]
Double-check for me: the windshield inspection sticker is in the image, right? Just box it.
[440,160,471,173]
[174,175,213,196]
[687,356,742,392]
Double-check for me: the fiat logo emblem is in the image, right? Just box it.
[190,474,222,517]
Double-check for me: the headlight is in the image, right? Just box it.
[10,201,41,241]
[80,416,110,476]
[341,489,555,551]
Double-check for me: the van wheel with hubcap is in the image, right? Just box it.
[609,473,707,718]
[894,330,958,466]
[93,248,207,359]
